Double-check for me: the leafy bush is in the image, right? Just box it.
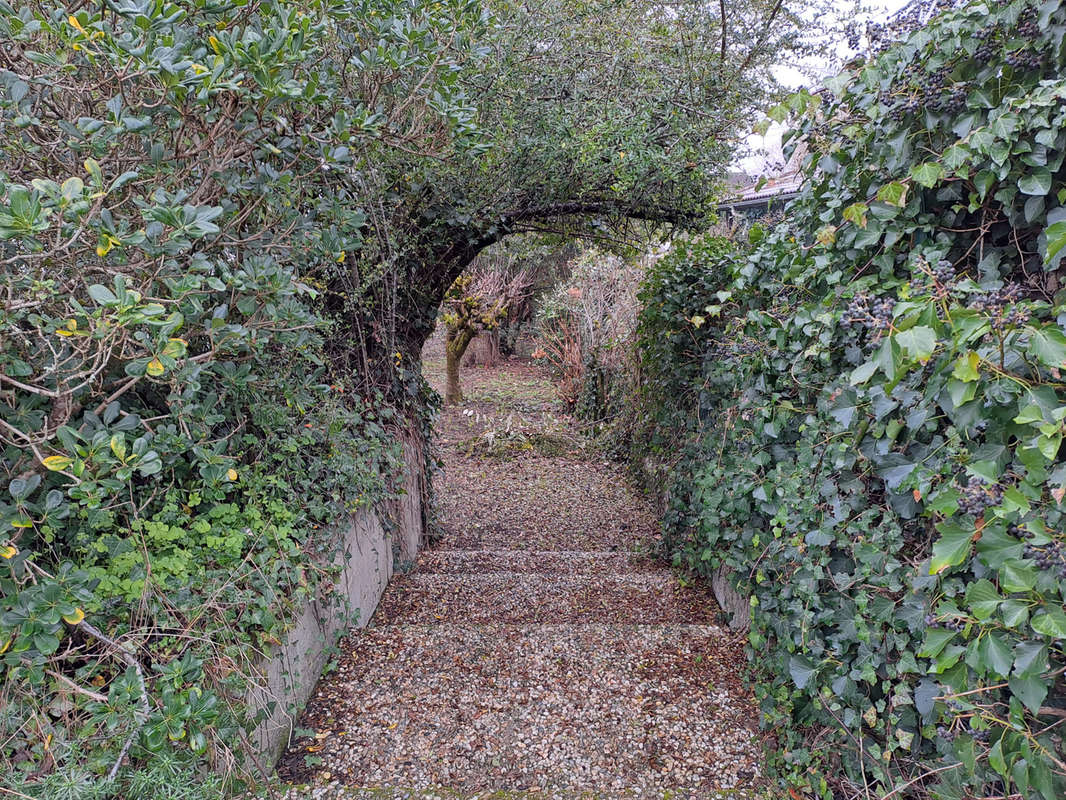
[636,1,1066,797]
[0,0,479,794]
[534,248,647,424]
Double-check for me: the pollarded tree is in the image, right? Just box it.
[441,264,534,404]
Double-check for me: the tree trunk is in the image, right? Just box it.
[444,327,475,405]
[486,330,502,365]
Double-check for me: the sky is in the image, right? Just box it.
[738,0,915,174]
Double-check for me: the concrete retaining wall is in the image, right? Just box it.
[246,441,425,766]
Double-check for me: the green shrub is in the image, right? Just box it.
[637,1,1066,797]
[0,0,478,794]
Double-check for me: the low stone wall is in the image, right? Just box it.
[246,443,425,767]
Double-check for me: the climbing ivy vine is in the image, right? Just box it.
[634,1,1066,797]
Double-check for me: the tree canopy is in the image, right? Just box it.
[323,0,835,379]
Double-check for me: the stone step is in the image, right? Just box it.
[374,572,717,625]
[414,549,658,576]
[278,624,759,797]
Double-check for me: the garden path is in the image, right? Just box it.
[276,342,763,799]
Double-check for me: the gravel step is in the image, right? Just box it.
[275,784,758,799]
[277,624,760,798]
[374,572,717,625]
[414,549,659,575]
[435,458,660,552]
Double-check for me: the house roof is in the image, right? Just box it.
[718,172,804,211]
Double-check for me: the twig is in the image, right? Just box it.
[0,787,38,799]
[76,620,150,782]
[881,763,962,800]
[45,669,108,704]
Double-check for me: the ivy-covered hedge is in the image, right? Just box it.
[636,1,1066,797]
[0,1,478,796]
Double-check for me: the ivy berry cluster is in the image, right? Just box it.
[970,284,1031,332]
[840,294,895,344]
[971,25,999,62]
[957,477,1004,516]
[1023,540,1066,579]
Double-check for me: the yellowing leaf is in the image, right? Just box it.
[146,358,165,376]
[62,608,85,625]
[951,350,980,382]
[0,638,10,654]
[1,545,16,559]
[877,180,909,208]
[83,158,103,186]
[842,202,868,228]
[68,15,85,33]
[209,35,221,54]
[226,468,238,481]
[95,234,120,257]
[162,338,187,358]
[336,251,346,263]
[42,455,73,471]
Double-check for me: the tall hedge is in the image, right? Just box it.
[638,1,1066,797]
[0,1,480,796]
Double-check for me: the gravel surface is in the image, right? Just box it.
[415,550,660,575]
[376,573,717,625]
[275,349,764,798]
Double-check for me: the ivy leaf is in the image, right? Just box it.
[842,202,868,228]
[1000,599,1030,627]
[1008,675,1048,716]
[1013,641,1048,677]
[918,627,956,659]
[914,677,940,717]
[895,326,936,363]
[1018,167,1052,196]
[850,360,878,385]
[985,633,1013,678]
[789,654,817,690]
[1027,324,1066,369]
[875,453,917,490]
[988,738,1008,777]
[951,351,980,382]
[829,388,861,427]
[964,579,1002,621]
[1043,220,1066,267]
[816,225,837,246]
[929,521,973,575]
[999,561,1038,592]
[910,162,944,188]
[1030,609,1066,640]
[877,181,909,207]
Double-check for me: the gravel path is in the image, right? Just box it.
[276,349,764,798]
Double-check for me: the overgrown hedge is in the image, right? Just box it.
[634,1,1066,797]
[0,1,478,796]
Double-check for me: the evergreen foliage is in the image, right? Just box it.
[634,1,1066,797]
